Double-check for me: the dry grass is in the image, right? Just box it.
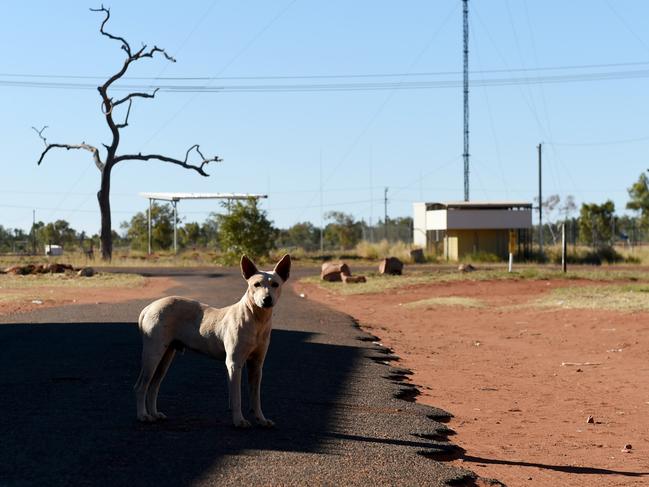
[403,296,485,309]
[354,240,421,263]
[616,244,649,265]
[0,272,145,289]
[301,266,649,296]
[536,283,649,312]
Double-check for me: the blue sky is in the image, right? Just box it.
[1,0,649,234]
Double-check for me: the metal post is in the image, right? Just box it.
[320,149,324,254]
[148,198,152,255]
[384,187,389,241]
[172,200,178,254]
[562,222,567,273]
[537,143,543,255]
[462,0,470,202]
[32,209,36,255]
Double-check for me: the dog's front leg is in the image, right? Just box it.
[226,358,250,428]
[247,358,274,427]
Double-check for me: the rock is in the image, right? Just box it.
[586,415,595,424]
[342,274,367,284]
[4,264,36,275]
[379,257,404,275]
[458,263,476,273]
[624,443,632,450]
[410,248,425,263]
[45,263,73,273]
[321,262,351,282]
[77,267,95,277]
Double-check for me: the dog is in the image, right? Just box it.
[134,254,290,428]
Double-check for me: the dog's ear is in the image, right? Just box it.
[241,255,259,280]
[273,254,291,282]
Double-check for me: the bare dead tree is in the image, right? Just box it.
[35,6,221,261]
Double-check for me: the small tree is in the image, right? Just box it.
[217,199,275,263]
[34,6,221,261]
[534,194,576,245]
[121,202,177,251]
[324,211,362,250]
[39,219,79,248]
[579,200,616,247]
[276,222,320,251]
[626,172,649,230]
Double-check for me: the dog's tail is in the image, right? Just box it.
[134,304,151,391]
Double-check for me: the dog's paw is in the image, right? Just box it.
[153,412,167,420]
[233,418,252,428]
[255,418,275,428]
[137,413,156,423]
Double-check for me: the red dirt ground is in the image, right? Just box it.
[0,276,176,317]
[298,278,649,487]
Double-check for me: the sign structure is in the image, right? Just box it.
[508,229,517,254]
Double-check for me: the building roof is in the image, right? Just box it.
[140,192,268,201]
[424,201,532,211]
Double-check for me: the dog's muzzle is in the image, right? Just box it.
[262,296,273,308]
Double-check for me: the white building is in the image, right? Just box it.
[413,201,533,260]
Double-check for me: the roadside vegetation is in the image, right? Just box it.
[0,272,145,289]
[301,266,649,296]
[535,283,649,312]
[3,171,649,268]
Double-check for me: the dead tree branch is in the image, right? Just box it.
[89,5,132,56]
[114,145,221,176]
[113,88,159,107]
[115,99,132,129]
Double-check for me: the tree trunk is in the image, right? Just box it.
[97,165,113,261]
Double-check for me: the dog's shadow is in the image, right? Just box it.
[0,322,362,486]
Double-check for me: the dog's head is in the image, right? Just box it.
[241,254,291,309]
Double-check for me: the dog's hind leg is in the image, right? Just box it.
[146,347,176,420]
[135,342,167,422]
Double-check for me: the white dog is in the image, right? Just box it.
[134,254,290,428]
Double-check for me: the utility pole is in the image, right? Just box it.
[384,187,389,241]
[148,198,152,255]
[369,148,374,243]
[537,143,543,255]
[462,0,470,202]
[319,149,324,255]
[32,209,36,255]
[172,200,178,254]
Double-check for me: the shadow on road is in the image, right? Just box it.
[0,322,361,486]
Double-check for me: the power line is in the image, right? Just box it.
[4,60,649,81]
[4,68,649,93]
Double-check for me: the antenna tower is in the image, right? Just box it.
[463,0,470,201]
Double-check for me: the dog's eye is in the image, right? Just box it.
[254,282,261,287]
[271,282,279,288]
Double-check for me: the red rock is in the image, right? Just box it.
[379,257,404,275]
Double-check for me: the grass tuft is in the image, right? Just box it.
[536,283,649,312]
[403,296,485,309]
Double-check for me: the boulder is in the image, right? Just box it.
[4,264,36,275]
[342,274,367,284]
[410,248,425,264]
[458,263,476,273]
[321,262,351,282]
[77,267,95,277]
[45,263,73,273]
[379,257,404,275]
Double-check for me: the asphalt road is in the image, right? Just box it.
[0,267,484,486]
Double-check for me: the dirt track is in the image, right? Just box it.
[301,277,649,487]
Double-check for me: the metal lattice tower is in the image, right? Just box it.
[462,0,470,201]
